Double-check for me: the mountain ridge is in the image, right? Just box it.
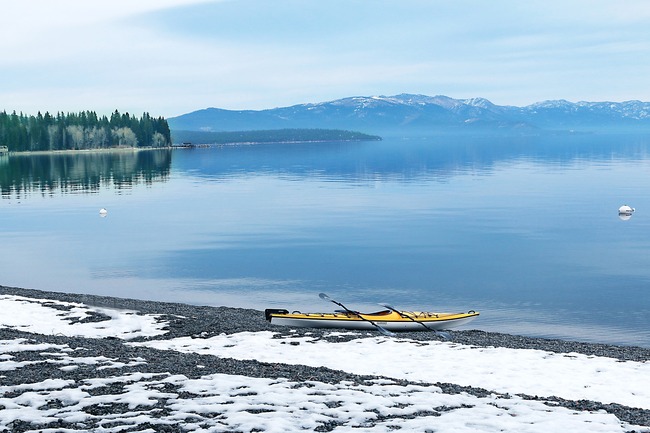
[168,94,650,134]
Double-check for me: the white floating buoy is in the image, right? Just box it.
[99,208,108,217]
[618,205,634,221]
[618,205,635,215]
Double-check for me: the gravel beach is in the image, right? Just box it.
[1,284,648,432]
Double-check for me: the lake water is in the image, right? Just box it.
[1,133,649,347]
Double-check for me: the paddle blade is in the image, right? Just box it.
[318,292,331,301]
[377,326,396,337]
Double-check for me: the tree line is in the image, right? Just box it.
[172,128,382,145]
[0,110,171,152]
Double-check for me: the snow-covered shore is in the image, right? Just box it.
[1,285,648,432]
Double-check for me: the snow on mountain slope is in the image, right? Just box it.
[167,94,650,133]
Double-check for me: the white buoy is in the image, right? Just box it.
[618,205,635,215]
[99,208,108,217]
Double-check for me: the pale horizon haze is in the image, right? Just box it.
[2,0,649,118]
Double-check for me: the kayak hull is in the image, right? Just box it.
[265,309,479,332]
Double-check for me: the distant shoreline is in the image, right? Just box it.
[173,138,379,148]
[171,128,382,147]
[7,146,171,156]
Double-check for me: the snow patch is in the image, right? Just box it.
[0,295,168,339]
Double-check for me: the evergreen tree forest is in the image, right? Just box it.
[171,128,382,145]
[0,110,171,152]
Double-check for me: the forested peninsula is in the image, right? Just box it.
[0,110,171,152]
[172,128,381,145]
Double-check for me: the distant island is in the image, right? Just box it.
[171,128,381,146]
[0,110,171,152]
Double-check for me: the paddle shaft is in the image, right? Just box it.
[379,303,451,339]
[319,293,394,337]
[380,304,433,331]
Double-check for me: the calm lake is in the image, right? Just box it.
[1,133,649,347]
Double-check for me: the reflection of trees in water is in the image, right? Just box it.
[172,134,650,183]
[1,149,171,199]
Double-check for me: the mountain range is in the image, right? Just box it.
[167,94,650,135]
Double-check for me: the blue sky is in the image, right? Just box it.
[2,0,649,117]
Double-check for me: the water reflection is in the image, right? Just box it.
[2,134,650,347]
[0,149,171,198]
[172,133,650,183]
[8,134,644,199]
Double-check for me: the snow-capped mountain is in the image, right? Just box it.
[168,94,650,134]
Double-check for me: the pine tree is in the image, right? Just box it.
[0,109,171,151]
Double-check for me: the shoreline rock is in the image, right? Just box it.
[1,284,649,430]
[2,285,648,360]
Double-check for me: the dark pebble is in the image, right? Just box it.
[1,284,648,429]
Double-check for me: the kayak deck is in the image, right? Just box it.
[265,308,479,332]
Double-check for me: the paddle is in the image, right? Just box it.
[318,293,395,337]
[378,302,451,340]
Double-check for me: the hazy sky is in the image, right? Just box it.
[2,0,649,117]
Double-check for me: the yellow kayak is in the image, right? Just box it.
[265,308,479,332]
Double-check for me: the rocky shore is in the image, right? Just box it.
[1,285,648,432]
